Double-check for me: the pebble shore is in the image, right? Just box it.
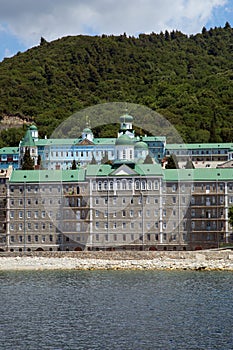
[0,250,233,271]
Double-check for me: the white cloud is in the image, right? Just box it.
[0,0,228,47]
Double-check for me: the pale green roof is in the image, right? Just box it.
[9,169,86,183]
[86,164,113,177]
[83,128,92,133]
[21,128,35,147]
[120,114,133,122]
[0,147,19,154]
[142,136,166,142]
[135,164,163,176]
[115,134,134,146]
[164,168,233,181]
[94,138,116,145]
[36,138,79,146]
[167,143,233,150]
[135,141,148,149]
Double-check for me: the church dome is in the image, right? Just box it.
[135,141,148,150]
[119,113,134,123]
[115,134,134,146]
[29,124,38,130]
[83,128,92,133]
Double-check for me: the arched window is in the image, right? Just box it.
[147,181,152,190]
[135,180,140,190]
[141,181,146,190]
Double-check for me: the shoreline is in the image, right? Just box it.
[0,250,233,271]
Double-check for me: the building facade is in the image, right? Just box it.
[0,165,232,253]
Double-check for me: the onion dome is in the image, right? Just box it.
[29,124,38,130]
[135,141,148,150]
[115,134,134,146]
[83,127,92,133]
[119,113,134,123]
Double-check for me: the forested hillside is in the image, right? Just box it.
[0,23,233,146]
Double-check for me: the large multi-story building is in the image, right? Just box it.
[0,112,233,252]
[0,163,232,252]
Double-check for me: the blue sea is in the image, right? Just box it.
[0,270,232,350]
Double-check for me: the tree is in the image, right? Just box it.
[40,37,48,45]
[90,154,97,164]
[185,159,195,169]
[101,151,109,164]
[22,147,34,170]
[71,159,77,170]
[165,154,179,169]
[228,207,233,227]
[144,154,153,164]
[37,154,41,166]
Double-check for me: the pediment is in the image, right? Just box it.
[77,139,94,146]
[110,164,138,176]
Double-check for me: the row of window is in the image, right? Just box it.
[10,234,54,243]
[47,150,114,158]
[92,180,160,191]
[94,233,183,242]
[10,223,54,231]
[9,185,85,194]
[94,221,177,230]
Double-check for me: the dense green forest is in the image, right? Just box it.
[0,23,233,146]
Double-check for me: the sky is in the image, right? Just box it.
[0,0,232,62]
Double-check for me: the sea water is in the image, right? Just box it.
[0,270,232,350]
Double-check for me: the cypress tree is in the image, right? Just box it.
[22,147,34,170]
[71,159,77,170]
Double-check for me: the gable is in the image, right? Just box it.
[77,139,94,146]
[110,164,138,176]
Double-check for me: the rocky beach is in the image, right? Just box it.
[0,250,233,271]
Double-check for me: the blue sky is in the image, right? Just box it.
[0,0,232,62]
